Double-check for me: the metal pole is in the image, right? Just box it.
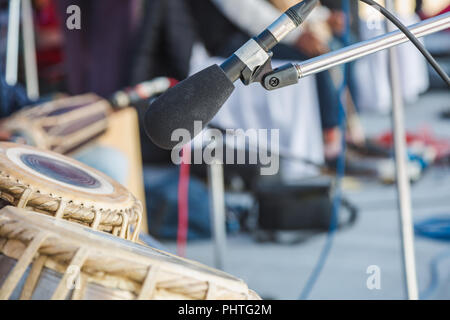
[267,6,447,299]
[21,0,40,99]
[207,160,227,271]
[5,0,21,85]
[386,0,419,300]
[296,13,450,78]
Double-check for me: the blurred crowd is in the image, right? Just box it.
[0,0,448,166]
[0,0,449,238]
[1,0,446,165]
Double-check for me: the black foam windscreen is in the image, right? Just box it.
[144,64,235,150]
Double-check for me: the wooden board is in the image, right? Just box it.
[97,108,148,234]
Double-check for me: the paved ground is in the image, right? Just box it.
[162,90,450,300]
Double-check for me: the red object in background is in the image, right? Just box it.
[134,78,179,99]
[419,4,450,21]
[34,0,64,82]
[376,128,450,161]
[169,78,179,88]
[177,145,191,257]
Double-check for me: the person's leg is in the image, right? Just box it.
[332,33,361,112]
[314,71,343,161]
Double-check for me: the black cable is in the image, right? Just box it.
[207,124,326,169]
[358,0,450,87]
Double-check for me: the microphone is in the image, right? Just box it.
[145,0,319,150]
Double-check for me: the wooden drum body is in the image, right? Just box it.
[0,142,142,240]
[4,94,111,155]
[0,207,260,300]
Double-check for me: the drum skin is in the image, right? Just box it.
[0,207,260,300]
[0,142,142,240]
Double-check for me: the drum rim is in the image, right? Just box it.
[7,93,106,119]
[3,93,111,155]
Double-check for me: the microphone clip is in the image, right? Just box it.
[240,55,299,92]
[240,51,274,86]
[261,63,299,91]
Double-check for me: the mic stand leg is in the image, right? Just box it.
[386,0,419,301]
[207,160,227,271]
[5,0,21,86]
[22,0,40,100]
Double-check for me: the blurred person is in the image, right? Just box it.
[0,0,8,71]
[130,0,196,85]
[416,0,450,19]
[0,1,130,184]
[56,0,141,97]
[131,0,355,164]
[320,0,361,107]
[201,0,345,162]
[0,72,30,118]
[129,0,197,164]
[356,0,430,112]
[33,0,65,92]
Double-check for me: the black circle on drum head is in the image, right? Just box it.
[20,153,101,189]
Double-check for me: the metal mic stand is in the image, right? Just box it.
[261,13,450,89]
[200,129,227,271]
[385,0,419,301]
[207,158,227,271]
[249,12,449,300]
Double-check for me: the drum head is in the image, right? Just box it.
[0,207,260,300]
[3,94,111,154]
[0,142,142,239]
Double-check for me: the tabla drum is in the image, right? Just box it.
[3,94,111,155]
[0,206,260,300]
[0,142,142,241]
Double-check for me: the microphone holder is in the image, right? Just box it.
[252,12,450,91]
[243,12,448,300]
[196,12,449,292]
